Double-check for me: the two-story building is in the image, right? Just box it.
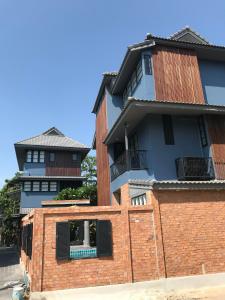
[15,127,90,214]
[93,27,225,206]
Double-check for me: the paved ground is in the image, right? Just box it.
[0,247,23,300]
[31,283,225,300]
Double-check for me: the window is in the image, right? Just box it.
[33,151,39,163]
[162,115,175,145]
[50,152,55,162]
[39,151,45,163]
[144,55,152,75]
[198,116,208,147]
[131,194,147,206]
[50,182,57,192]
[24,181,57,192]
[123,59,143,103]
[32,181,40,192]
[24,181,31,192]
[26,151,32,163]
[26,150,45,163]
[56,220,112,260]
[41,182,49,192]
[72,153,78,161]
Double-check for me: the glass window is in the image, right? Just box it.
[26,151,32,163]
[144,55,152,75]
[32,181,40,192]
[50,182,57,192]
[50,152,55,162]
[24,181,31,192]
[131,72,137,92]
[127,81,132,97]
[72,153,78,161]
[136,60,143,82]
[41,182,49,192]
[39,151,45,163]
[33,151,39,163]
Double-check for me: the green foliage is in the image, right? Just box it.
[81,155,97,184]
[0,173,21,246]
[55,185,97,205]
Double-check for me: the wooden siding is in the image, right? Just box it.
[96,94,111,205]
[207,115,225,179]
[152,46,205,104]
[46,151,81,177]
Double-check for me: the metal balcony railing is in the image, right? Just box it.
[175,157,215,181]
[110,150,148,181]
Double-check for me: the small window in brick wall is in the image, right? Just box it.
[131,194,147,206]
[56,220,112,260]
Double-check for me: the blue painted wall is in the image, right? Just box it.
[199,60,225,105]
[23,163,45,176]
[131,51,155,100]
[106,50,155,132]
[106,89,123,131]
[20,191,58,208]
[110,114,209,193]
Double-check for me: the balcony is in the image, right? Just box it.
[176,157,215,181]
[110,150,148,181]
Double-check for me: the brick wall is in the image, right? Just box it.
[21,185,225,292]
[21,196,157,292]
[154,190,225,277]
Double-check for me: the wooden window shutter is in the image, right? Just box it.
[96,220,113,257]
[27,223,33,259]
[22,225,28,254]
[56,222,70,260]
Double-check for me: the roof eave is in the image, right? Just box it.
[14,143,90,152]
[104,98,225,145]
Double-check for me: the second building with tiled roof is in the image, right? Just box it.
[15,127,90,214]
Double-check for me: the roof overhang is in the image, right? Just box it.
[17,176,86,181]
[104,98,225,145]
[92,73,117,114]
[129,179,225,190]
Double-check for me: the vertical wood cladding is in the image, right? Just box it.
[96,94,111,205]
[152,46,205,104]
[207,115,225,179]
[46,151,81,176]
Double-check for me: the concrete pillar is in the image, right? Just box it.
[83,221,90,247]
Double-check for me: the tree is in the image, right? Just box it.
[0,173,21,246]
[81,156,97,185]
[55,185,97,206]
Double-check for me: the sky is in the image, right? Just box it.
[0,0,225,187]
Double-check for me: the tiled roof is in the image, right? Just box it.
[19,175,86,180]
[15,127,89,150]
[128,179,225,190]
[169,26,209,44]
